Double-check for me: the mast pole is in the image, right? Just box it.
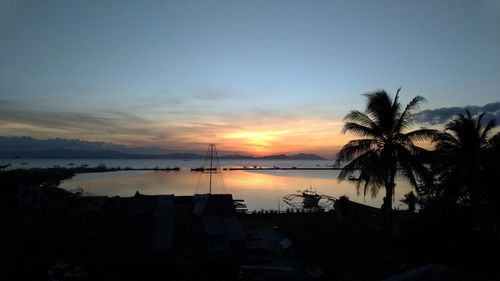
[209,144,213,194]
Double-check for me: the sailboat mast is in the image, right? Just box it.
[209,144,214,194]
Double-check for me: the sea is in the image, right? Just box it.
[1,159,413,211]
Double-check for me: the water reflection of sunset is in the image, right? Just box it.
[61,170,413,211]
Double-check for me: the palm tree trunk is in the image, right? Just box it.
[382,167,397,233]
[385,182,394,211]
[385,165,397,211]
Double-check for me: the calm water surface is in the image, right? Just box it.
[2,159,413,211]
[59,170,413,211]
[2,158,335,169]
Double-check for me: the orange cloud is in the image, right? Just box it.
[0,104,353,157]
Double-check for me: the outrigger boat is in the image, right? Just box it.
[283,187,335,209]
[301,187,322,207]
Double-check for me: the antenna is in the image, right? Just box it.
[194,143,225,195]
[209,144,214,194]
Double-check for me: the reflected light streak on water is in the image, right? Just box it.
[59,169,413,211]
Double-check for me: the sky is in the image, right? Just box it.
[1,0,499,157]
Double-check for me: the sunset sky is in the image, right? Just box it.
[1,0,499,157]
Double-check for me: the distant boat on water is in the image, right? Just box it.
[191,167,217,172]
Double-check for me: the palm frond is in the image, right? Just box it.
[338,150,379,180]
[404,128,439,142]
[392,87,401,113]
[432,131,460,148]
[336,139,380,162]
[480,118,496,144]
[396,144,433,187]
[364,90,394,128]
[487,132,500,149]
[395,95,426,132]
[338,150,385,197]
[342,122,381,139]
[476,112,486,130]
[344,110,379,131]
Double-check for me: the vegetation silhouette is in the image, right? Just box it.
[430,110,496,206]
[334,96,500,277]
[401,191,417,213]
[411,110,500,245]
[336,88,437,212]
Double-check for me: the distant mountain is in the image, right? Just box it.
[0,136,327,160]
[0,136,174,155]
[156,152,206,159]
[0,149,135,159]
[0,148,326,160]
[219,153,325,160]
[0,148,206,159]
[283,153,326,160]
[218,154,253,159]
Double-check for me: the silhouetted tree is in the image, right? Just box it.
[336,89,436,211]
[484,132,500,239]
[432,110,496,206]
[401,191,417,213]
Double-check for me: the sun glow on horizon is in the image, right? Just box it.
[223,130,290,154]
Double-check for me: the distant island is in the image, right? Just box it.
[0,148,326,160]
[223,153,325,160]
[0,136,326,160]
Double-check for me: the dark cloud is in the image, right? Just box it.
[0,104,162,139]
[415,102,500,125]
[0,102,243,150]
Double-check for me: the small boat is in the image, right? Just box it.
[191,167,217,172]
[302,187,321,206]
[283,187,335,209]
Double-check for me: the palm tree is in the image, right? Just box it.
[336,89,436,211]
[432,110,496,205]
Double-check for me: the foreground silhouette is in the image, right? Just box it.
[2,98,500,279]
[413,110,500,245]
[431,110,496,206]
[336,89,436,212]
